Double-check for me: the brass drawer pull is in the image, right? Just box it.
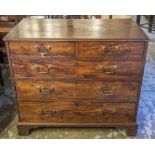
[37,86,55,95]
[31,64,53,74]
[97,109,116,118]
[33,44,51,57]
[101,45,120,55]
[98,65,117,74]
[98,87,116,95]
[40,109,57,119]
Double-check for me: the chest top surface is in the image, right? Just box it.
[3,18,149,41]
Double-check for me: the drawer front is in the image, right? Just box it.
[16,80,139,102]
[76,61,142,80]
[12,59,76,78]
[79,42,144,60]
[9,41,76,58]
[19,101,136,123]
[12,59,142,80]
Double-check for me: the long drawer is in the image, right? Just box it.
[19,101,136,123]
[15,80,139,102]
[12,59,143,80]
[9,41,76,58]
[79,41,144,60]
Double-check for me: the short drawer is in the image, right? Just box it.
[79,41,144,60]
[19,101,136,123]
[12,59,143,80]
[15,80,139,102]
[76,61,142,80]
[9,41,76,58]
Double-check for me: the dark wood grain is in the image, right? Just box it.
[9,41,76,57]
[19,101,136,123]
[3,19,149,136]
[78,41,144,61]
[12,58,143,80]
[15,80,139,102]
[3,19,149,41]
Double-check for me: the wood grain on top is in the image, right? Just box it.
[3,19,149,41]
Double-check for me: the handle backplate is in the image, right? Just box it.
[37,86,55,95]
[98,87,116,95]
[98,65,117,74]
[40,109,57,119]
[97,109,116,118]
[31,64,53,74]
[33,44,51,57]
[101,45,120,55]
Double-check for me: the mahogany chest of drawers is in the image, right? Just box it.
[3,19,149,136]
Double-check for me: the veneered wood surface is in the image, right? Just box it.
[9,41,76,57]
[3,19,149,136]
[19,101,136,123]
[78,41,144,61]
[12,59,143,80]
[3,19,149,41]
[9,41,145,61]
[15,80,139,102]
